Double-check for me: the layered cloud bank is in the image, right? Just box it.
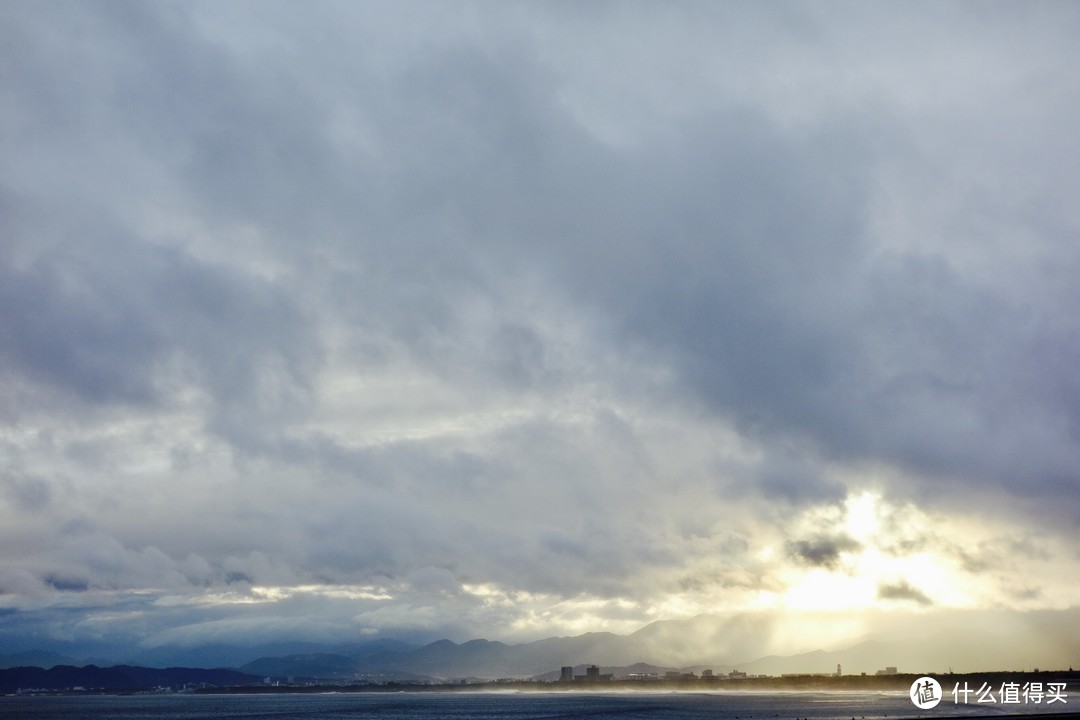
[2,2,1079,663]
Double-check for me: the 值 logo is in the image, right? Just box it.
[911,676,942,709]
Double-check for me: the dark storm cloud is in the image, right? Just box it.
[753,448,846,506]
[877,580,932,606]
[0,254,161,407]
[528,116,1080,510]
[785,535,860,569]
[0,227,317,433]
[283,3,1080,514]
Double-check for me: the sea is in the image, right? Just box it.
[0,690,1074,720]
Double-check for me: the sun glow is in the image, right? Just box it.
[844,491,881,541]
[779,568,876,611]
[758,490,988,616]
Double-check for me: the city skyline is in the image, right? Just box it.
[2,2,1079,670]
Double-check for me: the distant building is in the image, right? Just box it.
[702,669,714,678]
[626,672,658,681]
[560,666,574,683]
[875,666,898,676]
[837,664,842,677]
[729,670,747,679]
[573,665,612,683]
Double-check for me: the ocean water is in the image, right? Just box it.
[0,690,1068,720]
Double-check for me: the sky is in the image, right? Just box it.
[2,1,1080,665]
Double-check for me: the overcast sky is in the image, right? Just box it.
[2,1,1080,660]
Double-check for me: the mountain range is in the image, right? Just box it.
[4,608,1077,682]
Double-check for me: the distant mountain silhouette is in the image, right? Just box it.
[242,653,369,679]
[126,638,420,669]
[238,608,1080,680]
[10,608,1079,682]
[0,651,78,670]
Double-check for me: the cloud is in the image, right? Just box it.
[1,0,1080,658]
[139,614,356,650]
[0,472,52,512]
[877,580,933,606]
[0,568,54,608]
[785,535,861,570]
